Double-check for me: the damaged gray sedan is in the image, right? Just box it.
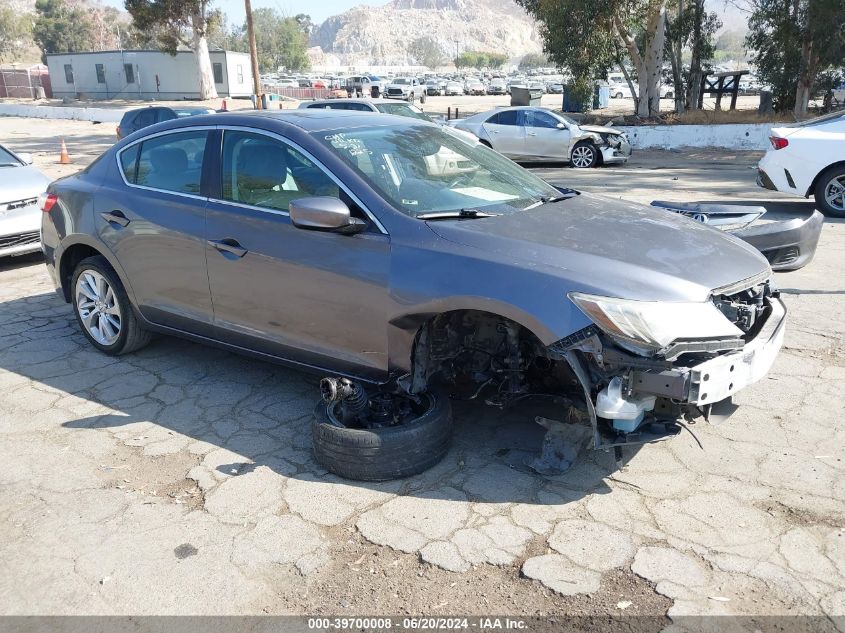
[450,106,631,167]
[42,110,784,481]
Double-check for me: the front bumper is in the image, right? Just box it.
[732,210,823,271]
[631,296,786,406]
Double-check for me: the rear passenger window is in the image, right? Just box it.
[121,130,208,194]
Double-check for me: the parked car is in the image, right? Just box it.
[487,78,507,95]
[757,111,845,217]
[546,82,564,94]
[42,110,786,481]
[608,82,674,100]
[384,76,426,103]
[452,106,631,167]
[425,80,442,96]
[465,79,486,96]
[116,106,215,139]
[0,144,50,258]
[444,81,463,96]
[345,75,387,98]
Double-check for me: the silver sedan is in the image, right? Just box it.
[0,144,51,257]
[450,106,631,167]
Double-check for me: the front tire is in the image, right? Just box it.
[570,141,598,168]
[814,166,845,217]
[312,389,452,481]
[71,256,151,355]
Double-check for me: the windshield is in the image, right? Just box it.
[393,78,410,84]
[789,111,845,128]
[0,146,22,167]
[319,124,559,218]
[375,102,432,121]
[173,108,212,117]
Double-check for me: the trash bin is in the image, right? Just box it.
[562,85,587,112]
[510,87,543,106]
[594,84,610,109]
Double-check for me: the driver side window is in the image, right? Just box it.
[220,131,339,212]
[525,110,560,129]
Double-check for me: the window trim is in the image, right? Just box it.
[95,63,106,84]
[124,63,135,84]
[212,62,224,84]
[115,126,216,201]
[63,64,74,84]
[114,125,386,235]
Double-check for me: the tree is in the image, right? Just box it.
[517,0,670,117]
[247,8,309,73]
[664,0,721,112]
[33,0,98,61]
[518,52,547,69]
[294,13,313,36]
[454,51,507,69]
[407,37,445,69]
[0,3,33,62]
[125,0,218,100]
[746,0,845,115]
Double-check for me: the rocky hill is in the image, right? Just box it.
[309,0,542,67]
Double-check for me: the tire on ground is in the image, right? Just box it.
[570,141,598,168]
[312,389,452,481]
[71,255,152,355]
[813,165,845,218]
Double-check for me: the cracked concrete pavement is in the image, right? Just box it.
[0,117,844,622]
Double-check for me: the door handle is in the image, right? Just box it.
[100,210,130,227]
[527,132,537,136]
[208,238,248,259]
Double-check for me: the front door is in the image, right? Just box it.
[481,109,525,158]
[522,109,571,161]
[204,129,391,379]
[96,128,213,335]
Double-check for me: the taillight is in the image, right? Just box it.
[769,136,788,150]
[38,192,58,213]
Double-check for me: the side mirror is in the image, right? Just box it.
[556,122,567,130]
[17,152,33,165]
[289,197,367,234]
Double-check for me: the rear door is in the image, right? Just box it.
[203,128,391,379]
[481,110,525,157]
[522,109,570,160]
[96,128,214,335]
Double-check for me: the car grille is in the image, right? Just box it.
[2,197,38,212]
[0,231,40,249]
[387,89,404,96]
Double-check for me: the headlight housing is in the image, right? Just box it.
[569,292,743,355]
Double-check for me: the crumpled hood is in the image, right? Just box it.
[426,193,770,302]
[578,124,624,136]
[0,165,51,204]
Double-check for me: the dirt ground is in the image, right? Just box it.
[0,116,843,627]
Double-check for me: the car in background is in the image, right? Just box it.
[487,78,507,95]
[41,109,787,482]
[385,77,427,103]
[465,79,486,95]
[444,81,463,96]
[451,106,631,167]
[546,82,564,94]
[425,80,442,96]
[0,144,51,258]
[757,110,845,217]
[609,82,675,100]
[116,106,215,139]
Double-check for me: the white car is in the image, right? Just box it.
[609,82,675,99]
[757,111,845,217]
[384,77,426,103]
[0,144,51,258]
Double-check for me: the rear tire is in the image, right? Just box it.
[71,256,151,355]
[813,165,845,218]
[312,389,452,481]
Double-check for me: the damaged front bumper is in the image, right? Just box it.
[650,201,823,272]
[557,295,787,451]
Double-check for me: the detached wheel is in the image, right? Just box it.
[570,141,598,168]
[814,166,845,218]
[72,256,151,355]
[312,389,452,481]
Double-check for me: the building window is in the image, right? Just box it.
[236,64,243,84]
[95,64,106,84]
[63,64,74,84]
[213,62,223,84]
[124,63,135,84]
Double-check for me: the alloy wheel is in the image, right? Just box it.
[824,175,845,212]
[75,270,122,346]
[571,145,596,168]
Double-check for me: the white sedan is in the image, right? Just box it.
[0,144,51,258]
[756,111,845,217]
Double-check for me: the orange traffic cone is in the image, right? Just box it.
[59,139,70,165]
[221,98,228,111]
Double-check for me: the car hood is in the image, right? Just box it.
[0,165,51,204]
[425,193,770,302]
[578,124,624,135]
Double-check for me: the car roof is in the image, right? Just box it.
[299,98,410,108]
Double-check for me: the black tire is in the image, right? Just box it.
[420,91,426,104]
[813,165,845,218]
[312,389,452,481]
[407,91,415,104]
[570,141,598,168]
[71,255,151,355]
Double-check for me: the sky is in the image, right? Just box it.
[98,0,391,26]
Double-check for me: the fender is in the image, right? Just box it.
[55,233,138,305]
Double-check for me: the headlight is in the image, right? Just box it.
[569,292,743,354]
